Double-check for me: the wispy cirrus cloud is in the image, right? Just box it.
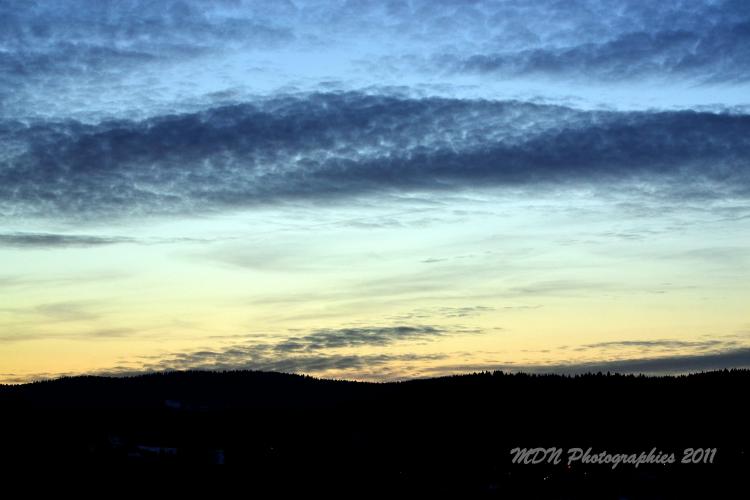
[0,232,134,248]
[0,327,138,344]
[0,232,224,248]
[387,306,496,322]
[578,339,737,351]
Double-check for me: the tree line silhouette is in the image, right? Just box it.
[1,369,748,498]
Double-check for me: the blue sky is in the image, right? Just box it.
[1,0,749,382]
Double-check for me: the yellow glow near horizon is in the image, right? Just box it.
[2,191,749,383]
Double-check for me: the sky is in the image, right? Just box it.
[1,0,749,383]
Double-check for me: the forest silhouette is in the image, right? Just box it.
[2,369,747,497]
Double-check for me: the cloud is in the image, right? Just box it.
[8,1,749,85]
[4,0,750,125]
[556,347,750,374]
[170,352,447,376]
[504,280,617,297]
[447,21,750,83]
[273,325,449,352]
[421,347,750,377]
[387,306,495,321]
[9,345,750,383]
[0,0,295,79]
[11,324,749,380]
[368,0,749,84]
[0,232,223,248]
[27,301,100,322]
[134,341,447,376]
[111,323,471,376]
[434,306,495,318]
[97,342,750,381]
[0,232,133,248]
[0,272,129,292]
[0,327,138,343]
[3,93,749,220]
[3,1,750,384]
[579,339,736,351]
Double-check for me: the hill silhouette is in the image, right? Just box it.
[1,369,748,497]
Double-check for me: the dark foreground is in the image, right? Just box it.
[1,369,748,497]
